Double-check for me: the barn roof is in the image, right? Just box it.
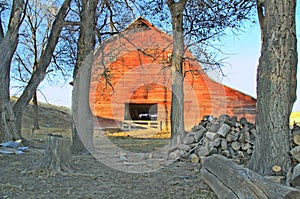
[124,16,154,31]
[94,16,256,101]
[91,17,257,128]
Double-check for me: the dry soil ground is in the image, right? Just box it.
[0,139,216,199]
[0,101,216,199]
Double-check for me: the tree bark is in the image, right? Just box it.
[0,0,24,142]
[166,0,187,145]
[32,91,40,131]
[248,0,297,175]
[71,0,97,154]
[12,0,71,134]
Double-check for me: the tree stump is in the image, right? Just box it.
[38,134,73,173]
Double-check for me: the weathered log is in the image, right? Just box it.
[291,163,300,187]
[236,151,244,159]
[272,165,282,173]
[290,146,300,162]
[235,122,241,128]
[244,130,252,144]
[231,141,241,151]
[216,123,231,137]
[169,150,181,160]
[196,146,210,157]
[211,138,221,148]
[221,149,230,158]
[183,134,195,145]
[193,131,204,143]
[205,132,219,141]
[190,153,199,163]
[234,127,240,132]
[217,114,230,122]
[202,115,213,122]
[293,134,300,146]
[196,141,210,157]
[239,117,250,127]
[241,143,252,151]
[229,147,236,159]
[265,175,286,184]
[246,148,253,155]
[226,133,233,142]
[238,132,245,143]
[227,132,239,142]
[201,155,300,199]
[38,134,73,173]
[191,124,203,132]
[241,126,250,133]
[224,116,237,127]
[209,147,218,156]
[220,138,228,150]
[250,128,256,135]
[208,122,220,133]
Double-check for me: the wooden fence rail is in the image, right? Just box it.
[122,120,161,130]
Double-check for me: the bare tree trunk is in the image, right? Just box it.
[248,0,297,175]
[71,0,97,154]
[12,0,71,134]
[166,0,187,145]
[32,91,40,130]
[0,0,24,142]
[72,70,94,154]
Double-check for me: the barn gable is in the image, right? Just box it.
[125,17,153,32]
[90,17,256,131]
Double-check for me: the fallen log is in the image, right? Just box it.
[200,155,300,199]
[290,163,300,187]
[291,146,300,162]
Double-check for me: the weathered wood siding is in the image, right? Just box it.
[90,17,256,130]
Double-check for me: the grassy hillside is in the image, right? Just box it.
[10,97,72,140]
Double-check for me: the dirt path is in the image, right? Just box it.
[0,140,216,199]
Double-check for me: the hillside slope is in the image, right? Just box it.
[10,97,72,139]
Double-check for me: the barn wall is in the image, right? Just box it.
[90,18,256,131]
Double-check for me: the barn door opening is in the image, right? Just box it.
[124,103,158,121]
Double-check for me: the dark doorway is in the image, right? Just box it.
[124,103,158,121]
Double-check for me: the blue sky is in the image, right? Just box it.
[36,3,300,112]
[219,3,300,111]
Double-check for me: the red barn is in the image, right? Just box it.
[90,17,256,131]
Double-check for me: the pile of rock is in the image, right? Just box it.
[180,114,256,165]
[177,115,300,186]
